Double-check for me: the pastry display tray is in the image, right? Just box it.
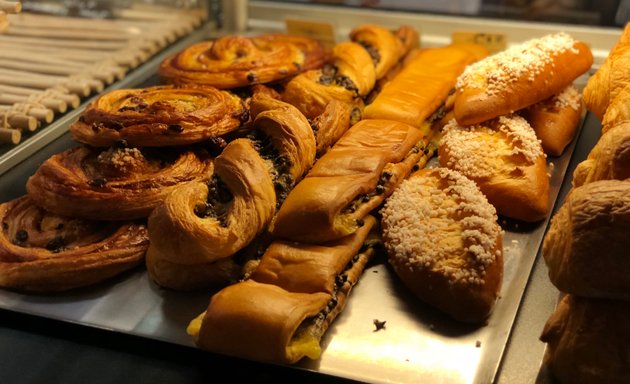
[0,48,589,384]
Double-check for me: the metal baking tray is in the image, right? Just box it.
[0,40,589,384]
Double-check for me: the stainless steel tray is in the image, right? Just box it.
[0,46,588,384]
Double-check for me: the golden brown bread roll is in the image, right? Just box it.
[159,34,326,89]
[70,85,246,147]
[521,85,583,156]
[381,168,503,323]
[454,32,593,126]
[542,179,630,300]
[271,118,435,243]
[439,114,550,222]
[0,196,148,292]
[583,23,630,120]
[571,122,630,188]
[540,294,630,384]
[187,215,379,364]
[146,95,316,290]
[26,146,213,221]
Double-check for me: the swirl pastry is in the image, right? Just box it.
[26,146,213,221]
[454,32,593,126]
[282,24,418,120]
[146,94,316,290]
[70,85,246,148]
[159,34,327,89]
[187,215,380,365]
[0,196,148,292]
[439,114,550,222]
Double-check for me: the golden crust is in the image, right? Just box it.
[70,85,246,147]
[0,196,148,292]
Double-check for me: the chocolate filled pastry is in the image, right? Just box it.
[187,215,380,364]
[571,122,630,188]
[158,34,326,89]
[381,168,503,323]
[583,23,630,120]
[439,114,550,222]
[454,32,593,126]
[521,85,583,156]
[26,146,213,221]
[70,85,246,148]
[542,179,630,300]
[282,24,418,120]
[146,95,316,290]
[0,196,148,292]
[271,118,436,243]
[540,294,630,384]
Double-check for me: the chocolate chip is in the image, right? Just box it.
[373,319,386,331]
[115,139,128,148]
[411,164,420,172]
[375,185,385,195]
[78,116,86,123]
[45,236,65,252]
[88,178,107,188]
[2,222,7,230]
[15,229,28,243]
[335,274,347,288]
[168,124,184,133]
[108,121,124,131]
[356,218,365,227]
[246,73,257,83]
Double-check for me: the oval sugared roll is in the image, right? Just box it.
[381,167,503,323]
[70,85,246,147]
[0,196,148,292]
[159,34,326,89]
[26,146,214,221]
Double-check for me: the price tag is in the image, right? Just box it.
[285,18,336,49]
[452,32,507,54]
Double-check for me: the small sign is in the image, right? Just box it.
[286,18,336,49]
[452,32,507,54]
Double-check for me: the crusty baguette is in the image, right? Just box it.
[540,294,630,384]
[439,114,550,222]
[454,32,593,126]
[542,179,630,300]
[521,85,583,156]
[381,168,503,323]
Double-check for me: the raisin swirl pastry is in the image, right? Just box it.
[158,34,326,89]
[146,94,316,290]
[0,196,148,292]
[26,146,213,221]
[70,85,247,147]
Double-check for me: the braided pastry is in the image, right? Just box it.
[146,94,316,290]
[26,146,213,221]
[70,85,247,147]
[159,34,327,89]
[0,196,148,292]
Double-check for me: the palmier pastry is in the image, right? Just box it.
[187,215,380,364]
[439,114,550,222]
[0,196,148,292]
[70,85,246,147]
[540,294,630,384]
[454,32,593,126]
[26,146,213,221]
[159,34,326,89]
[583,23,630,120]
[282,24,418,120]
[271,118,435,243]
[381,168,503,323]
[146,95,316,290]
[521,85,583,156]
[572,122,630,188]
[542,179,630,300]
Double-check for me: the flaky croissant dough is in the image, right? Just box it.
[187,216,379,365]
[583,23,630,120]
[542,179,630,299]
[146,95,316,290]
[0,196,148,292]
[26,146,213,221]
[439,114,550,222]
[159,34,327,89]
[521,85,584,156]
[572,121,630,188]
[70,85,247,147]
[601,82,630,133]
[540,294,630,384]
[454,32,593,126]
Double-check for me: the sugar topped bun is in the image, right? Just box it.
[381,167,503,323]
